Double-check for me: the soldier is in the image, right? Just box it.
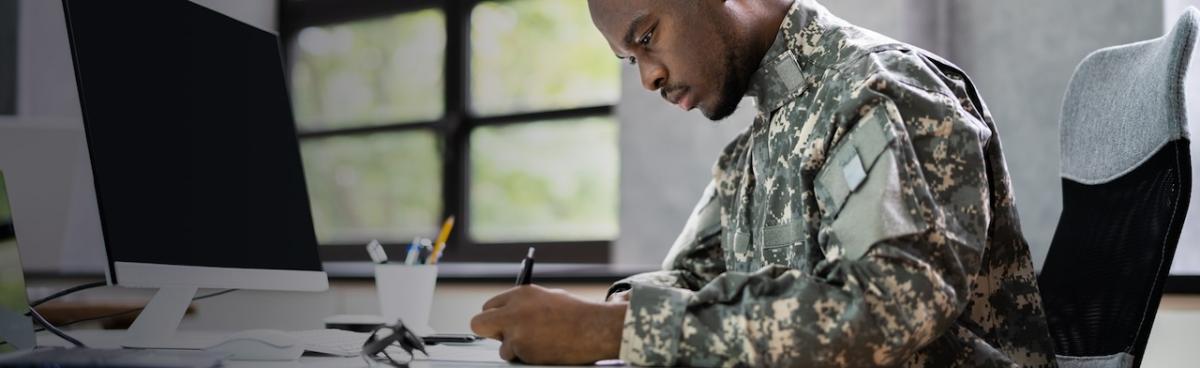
[470,0,1058,366]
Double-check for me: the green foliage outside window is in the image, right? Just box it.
[470,118,619,242]
[471,0,619,115]
[301,133,442,244]
[290,9,446,130]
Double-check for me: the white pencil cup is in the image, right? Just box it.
[375,264,438,336]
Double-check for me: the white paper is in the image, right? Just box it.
[415,339,506,364]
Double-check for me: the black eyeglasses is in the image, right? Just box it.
[361,319,427,367]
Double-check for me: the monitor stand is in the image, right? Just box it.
[120,286,223,349]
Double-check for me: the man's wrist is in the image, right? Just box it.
[590,301,628,359]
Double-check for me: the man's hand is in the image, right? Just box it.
[470,284,627,365]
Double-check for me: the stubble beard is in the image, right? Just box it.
[702,37,756,122]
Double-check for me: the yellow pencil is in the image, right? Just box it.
[429,215,455,264]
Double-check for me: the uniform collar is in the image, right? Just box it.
[745,0,823,115]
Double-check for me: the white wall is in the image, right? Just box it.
[949,0,1164,268]
[612,71,752,266]
[6,0,97,272]
[1167,0,1200,275]
[1148,3,1200,366]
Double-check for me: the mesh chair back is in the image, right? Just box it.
[1039,8,1198,368]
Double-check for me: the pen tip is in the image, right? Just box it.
[527,247,535,258]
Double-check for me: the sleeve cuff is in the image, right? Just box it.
[607,270,688,301]
[618,283,691,367]
[606,280,633,301]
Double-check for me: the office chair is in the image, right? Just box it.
[1037,7,1198,368]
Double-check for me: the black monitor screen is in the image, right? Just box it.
[63,0,323,280]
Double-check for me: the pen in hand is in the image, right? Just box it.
[515,247,535,286]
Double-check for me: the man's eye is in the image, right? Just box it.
[639,30,653,45]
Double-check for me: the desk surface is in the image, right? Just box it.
[321,262,655,283]
[36,330,605,368]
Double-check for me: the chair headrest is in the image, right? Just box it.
[1060,7,1198,184]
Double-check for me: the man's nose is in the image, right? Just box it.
[638,59,666,91]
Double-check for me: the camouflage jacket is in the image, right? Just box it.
[610,0,1057,366]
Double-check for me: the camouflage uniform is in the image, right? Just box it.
[609,0,1057,366]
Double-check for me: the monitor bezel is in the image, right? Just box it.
[61,0,328,292]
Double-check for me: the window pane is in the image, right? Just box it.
[470,118,618,242]
[301,132,442,244]
[290,10,445,130]
[470,0,619,116]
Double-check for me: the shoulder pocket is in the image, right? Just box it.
[814,107,891,219]
[814,105,927,260]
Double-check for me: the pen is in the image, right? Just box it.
[404,238,420,265]
[417,239,433,264]
[515,247,535,286]
[429,216,456,264]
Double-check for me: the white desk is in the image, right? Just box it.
[36,330,602,368]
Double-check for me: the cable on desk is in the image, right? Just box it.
[28,305,85,348]
[29,280,107,308]
[33,289,239,332]
[193,288,238,301]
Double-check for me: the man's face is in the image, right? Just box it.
[588,0,757,121]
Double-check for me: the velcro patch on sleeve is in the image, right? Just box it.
[815,107,891,218]
[813,105,927,259]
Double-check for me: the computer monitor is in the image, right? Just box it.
[61,0,328,343]
[0,171,35,352]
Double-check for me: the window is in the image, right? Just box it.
[469,0,619,116]
[291,10,445,129]
[470,117,618,242]
[0,0,14,114]
[282,0,619,263]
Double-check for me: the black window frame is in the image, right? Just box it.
[280,0,616,264]
[0,0,16,115]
